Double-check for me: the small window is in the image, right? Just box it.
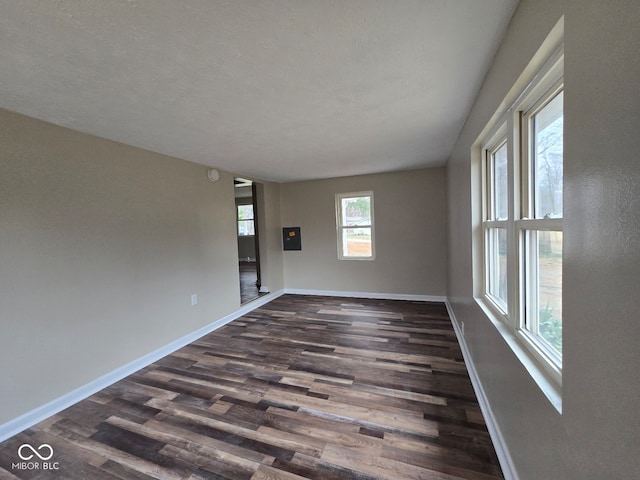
[336,192,375,260]
[237,204,255,236]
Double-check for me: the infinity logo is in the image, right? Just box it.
[17,444,54,461]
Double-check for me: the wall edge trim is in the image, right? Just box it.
[284,288,446,302]
[444,298,519,480]
[0,290,285,443]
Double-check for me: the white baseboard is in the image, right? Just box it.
[0,290,285,443]
[444,299,519,480]
[284,288,446,303]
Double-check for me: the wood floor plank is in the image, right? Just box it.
[250,464,309,480]
[320,444,459,480]
[0,295,502,479]
[48,422,185,480]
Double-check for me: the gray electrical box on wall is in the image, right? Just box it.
[282,227,301,250]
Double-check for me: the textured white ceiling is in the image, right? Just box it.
[0,0,518,182]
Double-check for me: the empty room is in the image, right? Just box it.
[1,1,638,479]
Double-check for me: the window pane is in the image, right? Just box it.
[487,228,508,309]
[492,143,508,220]
[342,227,372,257]
[238,220,254,236]
[341,196,371,226]
[533,91,563,219]
[526,230,562,354]
[238,204,254,220]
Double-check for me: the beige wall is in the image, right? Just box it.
[280,168,447,296]
[255,182,284,293]
[447,0,640,478]
[0,109,284,425]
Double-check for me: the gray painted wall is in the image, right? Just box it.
[254,182,284,293]
[280,168,447,296]
[0,109,284,424]
[447,0,640,478]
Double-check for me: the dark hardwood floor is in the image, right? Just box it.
[0,295,503,479]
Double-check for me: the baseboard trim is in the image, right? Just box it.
[444,299,519,480]
[0,290,285,443]
[284,288,446,303]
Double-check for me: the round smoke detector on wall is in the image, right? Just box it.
[207,169,220,182]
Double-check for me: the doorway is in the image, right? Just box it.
[234,177,262,303]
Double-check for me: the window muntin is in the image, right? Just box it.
[237,204,255,236]
[336,192,374,260]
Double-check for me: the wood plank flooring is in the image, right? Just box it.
[0,295,503,479]
[239,262,262,304]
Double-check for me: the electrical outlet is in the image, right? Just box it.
[191,294,198,306]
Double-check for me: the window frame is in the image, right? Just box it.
[517,77,564,374]
[335,191,375,261]
[482,129,510,316]
[237,203,255,237]
[476,46,564,407]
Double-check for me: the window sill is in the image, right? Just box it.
[475,298,562,413]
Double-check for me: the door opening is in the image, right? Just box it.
[235,177,263,304]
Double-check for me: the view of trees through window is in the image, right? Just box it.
[338,193,373,258]
[530,90,563,353]
[481,63,564,373]
[534,91,563,220]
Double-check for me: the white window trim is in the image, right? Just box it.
[516,50,564,382]
[335,191,375,261]
[482,125,509,317]
[237,203,255,237]
[475,40,564,412]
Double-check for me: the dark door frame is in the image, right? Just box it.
[251,182,261,290]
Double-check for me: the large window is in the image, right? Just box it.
[480,49,564,389]
[336,192,374,260]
